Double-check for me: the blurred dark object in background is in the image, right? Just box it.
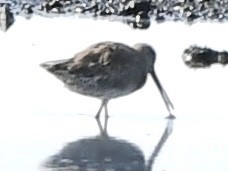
[0,4,14,31]
[1,0,228,31]
[182,46,228,68]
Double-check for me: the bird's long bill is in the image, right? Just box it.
[150,71,174,113]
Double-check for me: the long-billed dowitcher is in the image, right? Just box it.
[41,42,175,119]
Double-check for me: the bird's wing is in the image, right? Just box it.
[67,42,136,77]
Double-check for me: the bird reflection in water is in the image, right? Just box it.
[41,117,174,171]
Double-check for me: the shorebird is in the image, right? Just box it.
[41,42,175,119]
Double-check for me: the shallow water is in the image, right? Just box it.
[1,17,228,171]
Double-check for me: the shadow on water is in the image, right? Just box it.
[41,117,174,171]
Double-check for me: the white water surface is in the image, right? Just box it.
[0,16,228,171]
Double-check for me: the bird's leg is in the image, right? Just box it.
[104,114,109,135]
[95,106,109,136]
[95,100,106,119]
[95,99,109,119]
[96,116,104,135]
[104,100,109,119]
[150,71,175,119]
[95,100,109,135]
[103,100,109,133]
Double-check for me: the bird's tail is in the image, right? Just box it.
[40,59,69,72]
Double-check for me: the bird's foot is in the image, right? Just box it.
[166,113,176,120]
[95,114,100,119]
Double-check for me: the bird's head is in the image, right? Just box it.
[134,43,174,115]
[133,43,156,73]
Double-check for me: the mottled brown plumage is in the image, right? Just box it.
[41,42,175,119]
